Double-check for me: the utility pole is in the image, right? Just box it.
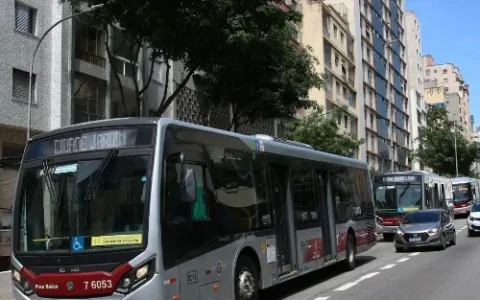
[453,117,459,177]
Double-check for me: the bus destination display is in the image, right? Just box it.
[54,130,127,155]
[374,175,423,184]
[25,126,154,160]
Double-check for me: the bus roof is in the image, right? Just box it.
[29,117,368,170]
[451,177,478,184]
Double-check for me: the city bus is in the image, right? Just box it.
[11,118,377,300]
[451,177,480,216]
[373,171,452,240]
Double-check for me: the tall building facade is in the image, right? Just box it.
[300,1,360,157]
[423,55,471,139]
[326,0,410,172]
[404,11,427,170]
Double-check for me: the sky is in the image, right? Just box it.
[406,0,479,126]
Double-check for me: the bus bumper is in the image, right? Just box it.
[454,205,471,216]
[12,274,163,300]
[380,225,398,235]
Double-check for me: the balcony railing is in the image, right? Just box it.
[76,50,106,68]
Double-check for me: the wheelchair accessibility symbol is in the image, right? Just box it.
[71,236,85,252]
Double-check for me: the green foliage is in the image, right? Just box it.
[65,0,323,121]
[414,106,479,176]
[285,105,363,157]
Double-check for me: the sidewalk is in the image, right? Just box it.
[0,272,11,300]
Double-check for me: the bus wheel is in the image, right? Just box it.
[343,233,356,271]
[235,255,259,300]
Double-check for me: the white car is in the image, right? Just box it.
[466,202,480,236]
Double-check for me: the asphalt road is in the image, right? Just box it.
[0,217,473,300]
[263,217,473,300]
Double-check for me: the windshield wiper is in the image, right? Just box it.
[42,159,58,202]
[83,149,119,202]
[399,182,411,199]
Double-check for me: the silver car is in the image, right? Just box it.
[394,209,456,252]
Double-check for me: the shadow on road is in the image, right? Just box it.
[260,255,377,299]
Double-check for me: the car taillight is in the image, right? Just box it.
[12,268,34,296]
[115,257,155,294]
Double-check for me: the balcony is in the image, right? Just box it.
[76,50,106,68]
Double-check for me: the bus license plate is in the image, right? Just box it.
[409,237,421,242]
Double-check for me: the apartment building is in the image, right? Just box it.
[300,1,360,158]
[404,11,427,170]
[326,0,410,172]
[423,55,471,139]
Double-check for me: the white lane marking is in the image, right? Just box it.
[314,297,330,300]
[380,264,396,270]
[458,230,462,232]
[462,226,467,229]
[334,272,380,291]
[354,272,380,283]
[334,282,357,291]
[397,257,409,262]
[409,252,421,256]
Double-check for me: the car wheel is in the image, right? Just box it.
[395,246,404,252]
[439,234,447,250]
[450,231,456,245]
[468,229,474,236]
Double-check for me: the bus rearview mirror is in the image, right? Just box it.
[182,168,197,203]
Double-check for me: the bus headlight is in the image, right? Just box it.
[115,257,155,294]
[11,268,34,296]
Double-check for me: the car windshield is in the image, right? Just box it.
[17,155,150,253]
[402,212,440,224]
[374,184,422,213]
[471,202,480,212]
[453,183,472,203]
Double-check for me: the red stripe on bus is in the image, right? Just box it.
[21,263,132,298]
[336,228,376,252]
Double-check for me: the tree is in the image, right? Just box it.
[414,106,479,176]
[66,0,323,120]
[285,105,364,157]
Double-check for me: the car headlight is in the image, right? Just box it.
[427,227,439,235]
[396,229,403,235]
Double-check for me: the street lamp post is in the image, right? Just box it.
[453,117,459,177]
[26,4,105,141]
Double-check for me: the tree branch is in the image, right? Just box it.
[159,60,171,111]
[139,53,156,95]
[157,68,195,115]
[104,25,127,114]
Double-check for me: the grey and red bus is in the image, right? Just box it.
[11,118,377,300]
[451,177,480,216]
[373,171,452,240]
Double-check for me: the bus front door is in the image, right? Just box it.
[268,162,295,276]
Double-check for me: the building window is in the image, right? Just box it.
[15,2,36,34]
[442,69,447,74]
[73,74,106,123]
[333,25,338,38]
[12,69,35,103]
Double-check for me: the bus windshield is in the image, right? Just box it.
[453,183,472,203]
[374,184,422,213]
[16,155,150,253]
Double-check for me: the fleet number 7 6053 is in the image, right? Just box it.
[83,280,113,290]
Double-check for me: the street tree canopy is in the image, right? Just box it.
[414,106,479,176]
[285,105,364,157]
[65,0,323,122]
